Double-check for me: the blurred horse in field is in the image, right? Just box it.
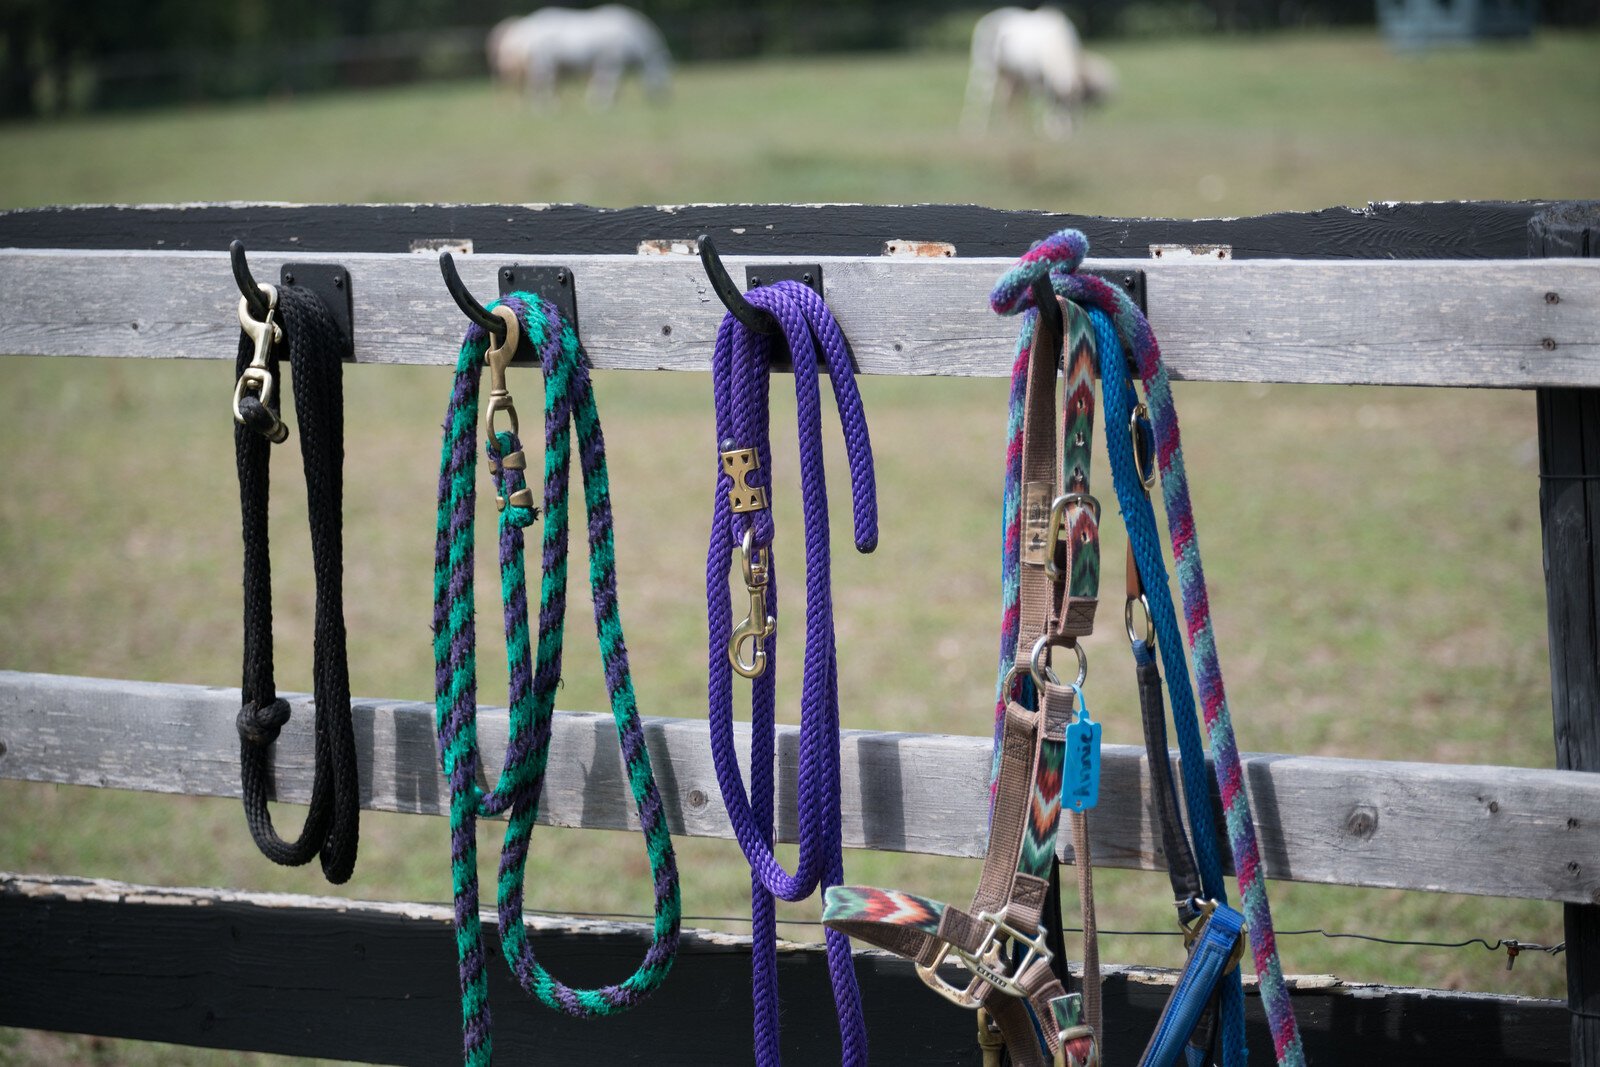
[488,5,671,109]
[963,6,1115,139]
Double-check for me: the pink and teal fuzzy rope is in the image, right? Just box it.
[991,230,1307,1066]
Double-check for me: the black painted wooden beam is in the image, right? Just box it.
[0,200,1579,259]
[0,876,1570,1066]
[1532,201,1600,1067]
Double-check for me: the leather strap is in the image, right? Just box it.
[824,295,1104,1067]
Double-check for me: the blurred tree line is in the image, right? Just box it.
[1,0,1594,117]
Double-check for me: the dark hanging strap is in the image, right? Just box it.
[233,284,360,884]
[1134,638,1204,918]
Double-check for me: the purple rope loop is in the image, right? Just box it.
[706,279,873,1067]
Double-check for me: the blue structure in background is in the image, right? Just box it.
[1377,0,1537,48]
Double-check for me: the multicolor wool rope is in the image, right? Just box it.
[991,230,1307,1067]
[434,293,681,1065]
[706,279,875,1067]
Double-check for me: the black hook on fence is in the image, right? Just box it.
[697,234,779,336]
[230,240,272,321]
[1031,274,1063,343]
[439,251,508,343]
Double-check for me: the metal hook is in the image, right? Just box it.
[230,240,271,322]
[697,234,779,336]
[1031,275,1064,344]
[439,251,507,342]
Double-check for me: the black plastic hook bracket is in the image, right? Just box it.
[498,265,580,365]
[439,250,505,342]
[230,240,355,362]
[697,233,833,370]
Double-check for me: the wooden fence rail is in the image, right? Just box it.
[3,199,1597,1064]
[3,670,1598,905]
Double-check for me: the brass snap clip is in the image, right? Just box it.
[232,283,288,443]
[482,305,534,512]
[729,527,776,678]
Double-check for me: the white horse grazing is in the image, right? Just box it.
[963,6,1113,139]
[489,6,671,109]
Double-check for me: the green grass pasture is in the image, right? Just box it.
[2,29,1597,1064]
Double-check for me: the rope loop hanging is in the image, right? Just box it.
[433,291,681,1066]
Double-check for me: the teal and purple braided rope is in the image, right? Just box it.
[433,294,681,1065]
[992,231,1307,1066]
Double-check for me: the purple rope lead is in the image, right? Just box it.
[706,280,875,1067]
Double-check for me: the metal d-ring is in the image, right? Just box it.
[1131,402,1157,491]
[1029,633,1087,692]
[1125,594,1154,647]
[230,240,272,322]
[439,250,508,343]
[697,233,780,336]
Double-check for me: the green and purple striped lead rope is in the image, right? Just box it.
[433,294,681,1066]
[991,231,1307,1067]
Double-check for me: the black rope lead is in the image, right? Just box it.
[233,283,360,884]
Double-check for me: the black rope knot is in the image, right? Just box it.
[237,393,285,440]
[237,698,292,746]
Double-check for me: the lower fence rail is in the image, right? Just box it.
[0,873,1569,1066]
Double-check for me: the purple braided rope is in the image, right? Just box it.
[705,280,874,1067]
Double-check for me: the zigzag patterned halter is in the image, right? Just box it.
[433,294,681,1066]
[991,230,1307,1066]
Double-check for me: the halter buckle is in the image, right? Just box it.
[915,906,1053,1005]
[1044,492,1101,583]
[232,285,288,443]
[1180,898,1248,974]
[729,528,776,678]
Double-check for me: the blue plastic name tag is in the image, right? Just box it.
[1064,695,1101,813]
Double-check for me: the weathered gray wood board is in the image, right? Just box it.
[3,670,1597,903]
[1,249,1597,386]
[2,873,1568,1067]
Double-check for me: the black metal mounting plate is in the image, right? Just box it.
[1080,267,1148,314]
[744,263,823,297]
[499,265,579,365]
[279,263,354,362]
[743,264,828,370]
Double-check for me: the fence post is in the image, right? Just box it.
[1531,201,1600,1067]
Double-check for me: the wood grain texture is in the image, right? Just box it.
[0,873,1571,1066]
[1531,201,1600,1067]
[0,200,1569,259]
[3,670,1598,903]
[2,248,1598,387]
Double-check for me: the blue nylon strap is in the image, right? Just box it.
[1090,306,1247,1066]
[1141,905,1247,1067]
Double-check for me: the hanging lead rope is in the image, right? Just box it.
[706,279,876,1067]
[232,281,360,884]
[433,294,681,1066]
[992,229,1307,1067]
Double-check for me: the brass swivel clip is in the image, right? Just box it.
[483,305,534,512]
[729,527,776,678]
[232,283,288,444]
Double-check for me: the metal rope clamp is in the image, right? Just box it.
[483,305,534,512]
[232,282,289,444]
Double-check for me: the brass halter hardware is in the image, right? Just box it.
[232,283,288,444]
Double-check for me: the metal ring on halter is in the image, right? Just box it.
[1029,632,1087,691]
[1125,594,1154,646]
[1131,402,1156,491]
